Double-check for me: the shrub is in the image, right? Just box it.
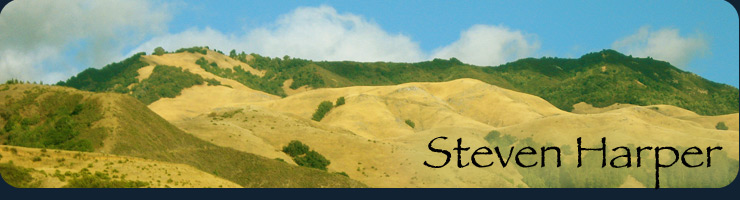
[335,97,345,107]
[404,119,415,128]
[716,122,729,130]
[175,46,208,55]
[32,156,42,162]
[153,47,166,56]
[4,78,21,85]
[311,101,334,121]
[294,150,331,171]
[282,140,309,157]
[282,140,331,171]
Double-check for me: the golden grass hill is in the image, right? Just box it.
[1,46,737,188]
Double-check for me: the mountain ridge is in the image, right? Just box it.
[56,47,738,116]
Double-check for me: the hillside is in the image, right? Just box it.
[162,78,737,188]
[0,84,365,188]
[57,47,738,116]
[37,46,739,188]
[0,145,241,188]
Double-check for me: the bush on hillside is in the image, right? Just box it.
[716,122,729,130]
[174,46,208,54]
[311,101,334,121]
[4,78,22,85]
[153,47,166,56]
[404,119,415,128]
[282,140,331,171]
[335,97,345,107]
[282,140,309,157]
[294,150,331,171]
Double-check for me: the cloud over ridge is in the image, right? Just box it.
[132,5,539,66]
[133,5,426,63]
[612,26,708,69]
[431,24,540,66]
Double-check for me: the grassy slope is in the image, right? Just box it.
[0,84,365,188]
[0,145,242,188]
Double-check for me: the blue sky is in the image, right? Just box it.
[1,0,738,87]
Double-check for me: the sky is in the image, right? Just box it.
[0,0,738,87]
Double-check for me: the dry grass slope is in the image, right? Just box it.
[0,84,365,188]
[156,78,737,188]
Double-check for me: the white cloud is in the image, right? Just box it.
[134,6,541,67]
[612,26,708,69]
[0,0,171,83]
[431,25,540,66]
[132,5,425,63]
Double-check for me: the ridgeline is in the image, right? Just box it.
[57,47,738,115]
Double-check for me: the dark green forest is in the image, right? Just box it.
[130,65,215,105]
[56,52,149,94]
[57,47,739,115]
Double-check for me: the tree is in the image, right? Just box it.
[294,150,331,171]
[311,101,334,121]
[716,122,729,130]
[281,140,331,171]
[335,97,345,106]
[229,49,237,58]
[449,57,462,64]
[153,47,166,56]
[282,140,309,157]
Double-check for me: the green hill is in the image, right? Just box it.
[57,47,738,115]
[0,84,365,188]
